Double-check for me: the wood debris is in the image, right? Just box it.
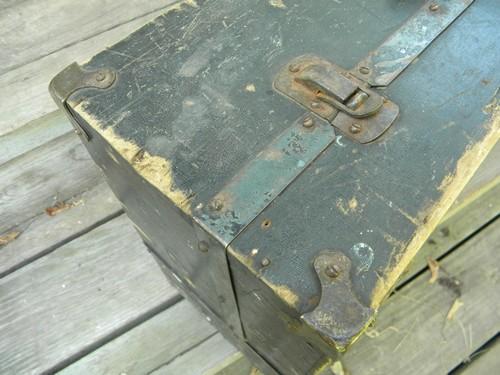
[45,200,79,216]
[0,231,20,246]
[427,257,440,284]
[447,298,464,320]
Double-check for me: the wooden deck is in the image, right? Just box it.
[0,1,498,374]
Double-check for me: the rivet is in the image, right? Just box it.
[198,240,209,252]
[250,248,259,256]
[261,257,271,267]
[303,116,314,128]
[359,66,370,75]
[325,264,340,278]
[311,101,321,109]
[209,199,224,211]
[349,123,362,134]
[288,63,300,73]
[429,3,440,11]
[261,219,272,229]
[95,71,106,82]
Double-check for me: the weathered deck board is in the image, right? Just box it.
[0,111,70,166]
[0,215,178,375]
[59,300,216,375]
[0,0,177,74]
[341,220,500,375]
[457,337,500,374]
[151,334,237,375]
[0,132,102,234]
[0,1,176,136]
[0,182,121,278]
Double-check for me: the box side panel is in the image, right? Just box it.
[228,252,329,375]
[70,110,243,338]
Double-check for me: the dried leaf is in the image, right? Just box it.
[0,231,20,246]
[427,257,440,284]
[447,299,464,320]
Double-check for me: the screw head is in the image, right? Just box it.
[261,257,271,267]
[95,71,106,82]
[325,264,340,278]
[288,63,301,73]
[359,66,370,75]
[209,199,224,211]
[429,3,440,11]
[198,241,209,252]
[349,123,362,134]
[303,116,315,128]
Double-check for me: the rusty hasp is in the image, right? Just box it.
[274,55,399,143]
[302,251,373,351]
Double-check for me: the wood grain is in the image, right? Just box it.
[0,132,102,234]
[0,215,178,375]
[0,182,122,278]
[59,300,216,375]
[151,334,238,375]
[0,111,71,166]
[457,337,500,374]
[0,2,176,136]
[0,0,177,74]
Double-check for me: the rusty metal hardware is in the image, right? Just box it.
[351,0,475,87]
[302,251,372,351]
[49,62,116,141]
[274,55,399,143]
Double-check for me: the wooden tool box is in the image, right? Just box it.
[49,0,499,373]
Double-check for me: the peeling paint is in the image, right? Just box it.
[75,104,193,215]
[269,0,286,9]
[371,105,500,308]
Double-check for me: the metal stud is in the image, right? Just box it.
[429,3,440,12]
[349,123,362,134]
[325,264,340,278]
[209,199,224,211]
[261,257,271,267]
[303,116,314,128]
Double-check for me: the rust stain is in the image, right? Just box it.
[371,103,500,309]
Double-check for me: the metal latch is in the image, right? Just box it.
[274,55,399,143]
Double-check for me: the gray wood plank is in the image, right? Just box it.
[0,0,178,74]
[457,337,500,375]
[151,334,238,375]
[0,182,122,277]
[0,215,178,375]
[0,2,178,136]
[0,132,103,234]
[341,220,500,375]
[0,110,71,166]
[59,300,216,375]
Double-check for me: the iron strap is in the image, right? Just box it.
[352,0,475,87]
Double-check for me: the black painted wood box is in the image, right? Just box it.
[50,0,499,373]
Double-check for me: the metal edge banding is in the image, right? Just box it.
[352,0,475,87]
[195,113,337,247]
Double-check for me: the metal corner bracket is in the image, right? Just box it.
[301,251,373,351]
[49,62,116,141]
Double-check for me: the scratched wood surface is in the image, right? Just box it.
[0,0,498,374]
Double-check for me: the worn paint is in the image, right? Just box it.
[75,103,193,214]
[371,104,500,308]
[267,282,300,308]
